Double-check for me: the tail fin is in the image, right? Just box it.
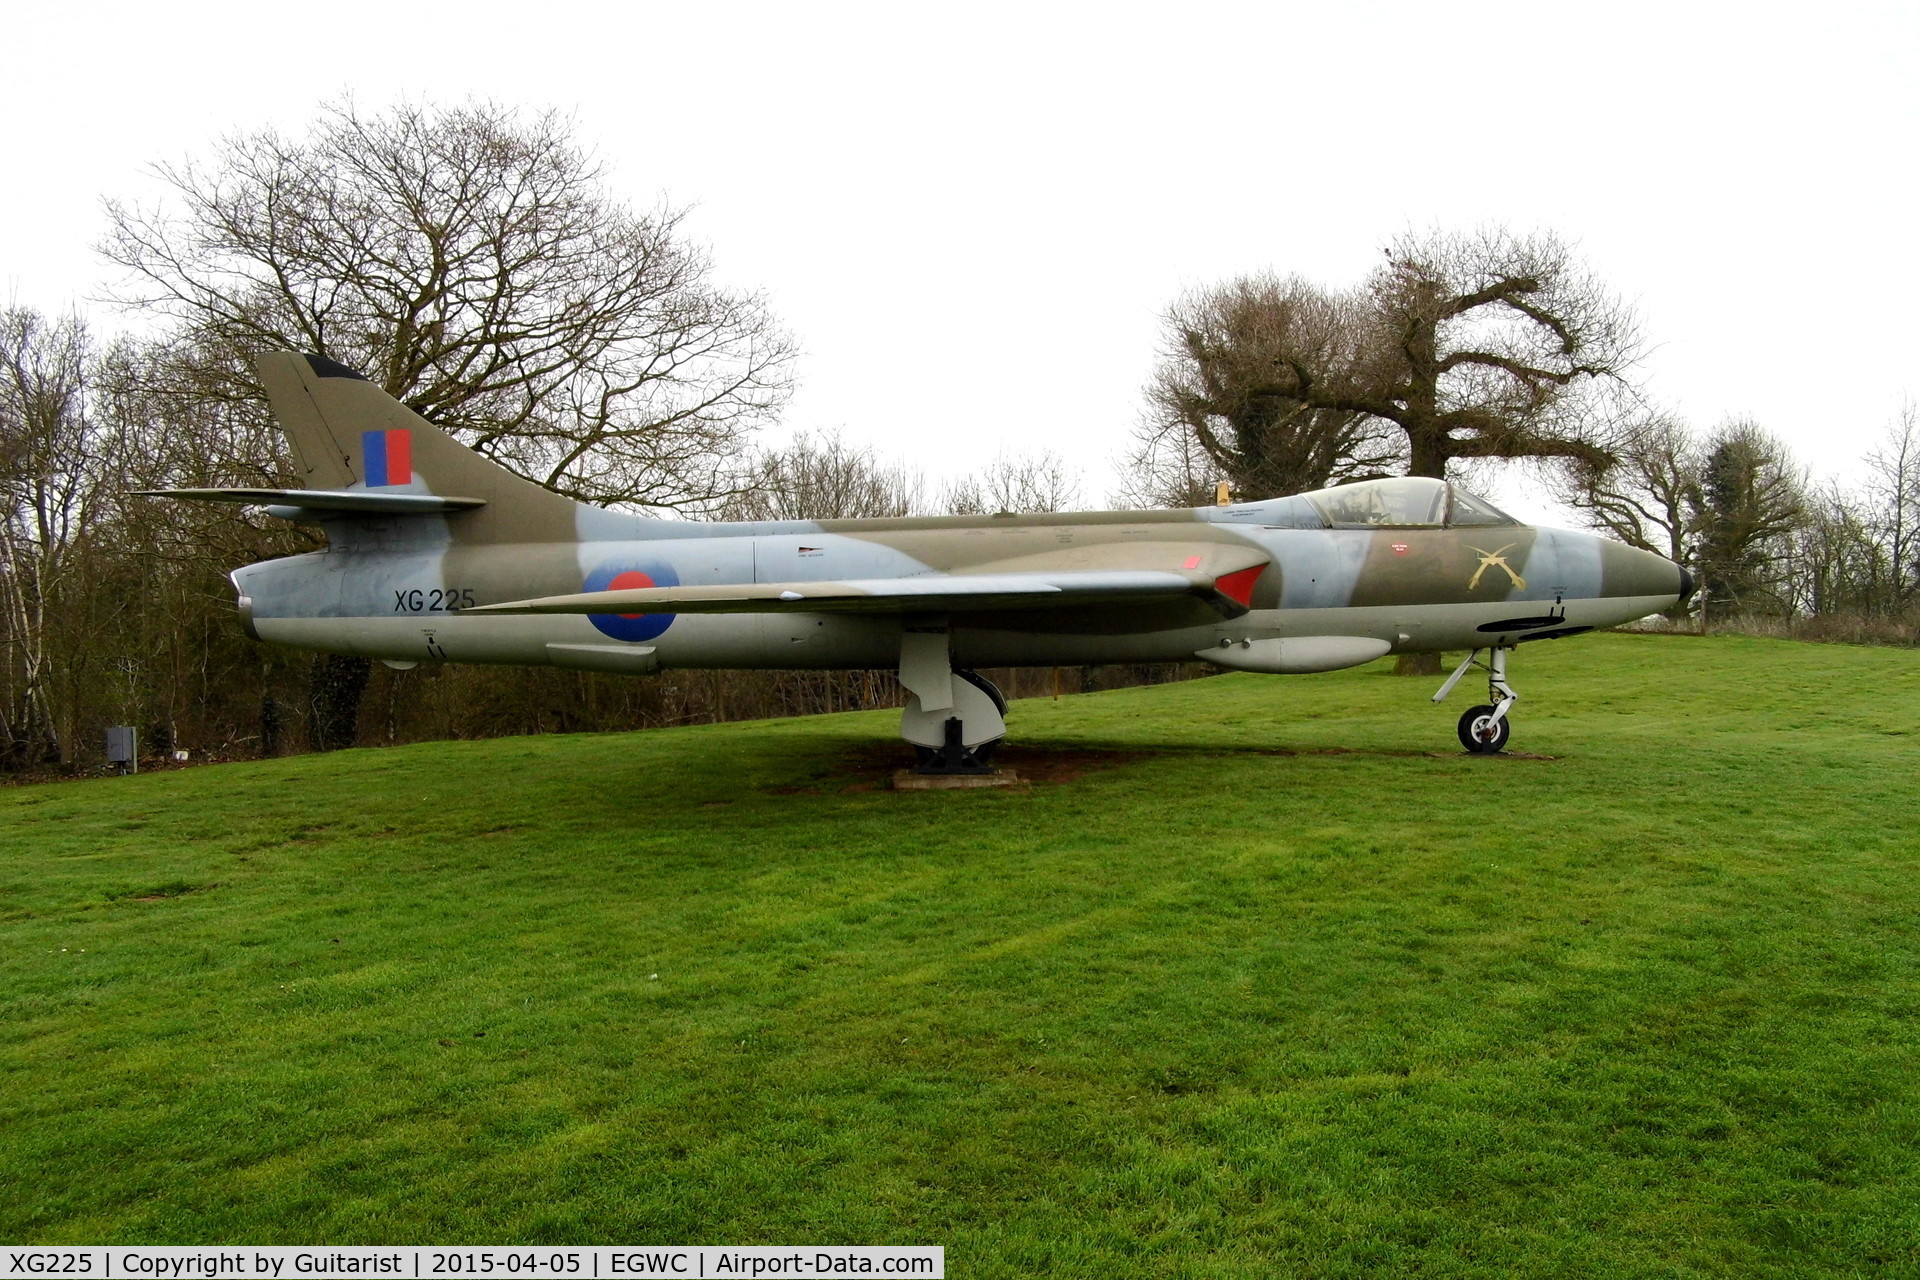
[256,352,580,543]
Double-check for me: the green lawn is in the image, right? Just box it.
[1,632,1916,1277]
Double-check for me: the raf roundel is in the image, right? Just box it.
[584,561,679,642]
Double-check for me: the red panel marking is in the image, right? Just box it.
[1183,555,1202,570]
[608,569,656,618]
[1392,542,1410,555]
[1214,564,1266,607]
[387,429,412,486]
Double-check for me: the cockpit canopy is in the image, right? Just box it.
[1300,477,1517,529]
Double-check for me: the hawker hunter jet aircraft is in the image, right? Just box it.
[143,353,1692,770]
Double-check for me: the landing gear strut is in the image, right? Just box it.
[897,624,1007,774]
[1432,647,1517,754]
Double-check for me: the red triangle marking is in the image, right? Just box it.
[1214,564,1266,607]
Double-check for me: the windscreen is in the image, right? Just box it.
[1307,477,1451,527]
[1446,486,1519,527]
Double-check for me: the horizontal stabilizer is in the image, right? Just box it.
[465,568,1247,617]
[136,488,487,515]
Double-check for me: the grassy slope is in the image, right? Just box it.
[0,632,1915,1278]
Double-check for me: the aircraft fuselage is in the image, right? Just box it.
[235,505,1681,675]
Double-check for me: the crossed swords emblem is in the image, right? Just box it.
[1466,544,1527,591]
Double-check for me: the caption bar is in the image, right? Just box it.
[4,1249,942,1280]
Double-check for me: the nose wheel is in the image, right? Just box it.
[1456,705,1512,754]
[1433,647,1517,754]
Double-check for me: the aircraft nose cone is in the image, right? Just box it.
[1676,564,1697,603]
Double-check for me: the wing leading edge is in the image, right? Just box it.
[465,563,1269,619]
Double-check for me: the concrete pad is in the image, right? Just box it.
[891,769,1024,790]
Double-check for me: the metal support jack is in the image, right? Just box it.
[1432,647,1518,754]
[897,621,1007,773]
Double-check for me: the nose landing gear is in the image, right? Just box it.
[1433,647,1517,754]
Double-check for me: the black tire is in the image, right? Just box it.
[1457,704,1511,754]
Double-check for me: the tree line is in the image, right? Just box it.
[2,101,1911,774]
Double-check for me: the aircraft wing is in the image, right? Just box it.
[136,488,487,514]
[465,564,1267,618]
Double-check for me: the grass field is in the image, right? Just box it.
[1,632,1916,1277]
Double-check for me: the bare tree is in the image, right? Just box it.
[1790,480,1884,618]
[1239,229,1639,479]
[946,450,1082,514]
[1860,400,1920,609]
[1129,274,1400,502]
[723,432,922,521]
[99,99,800,750]
[101,99,796,511]
[1556,411,1698,566]
[0,309,122,764]
[1114,414,1220,509]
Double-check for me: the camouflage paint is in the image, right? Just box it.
[206,354,1684,679]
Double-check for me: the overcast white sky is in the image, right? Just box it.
[6,1,1915,522]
